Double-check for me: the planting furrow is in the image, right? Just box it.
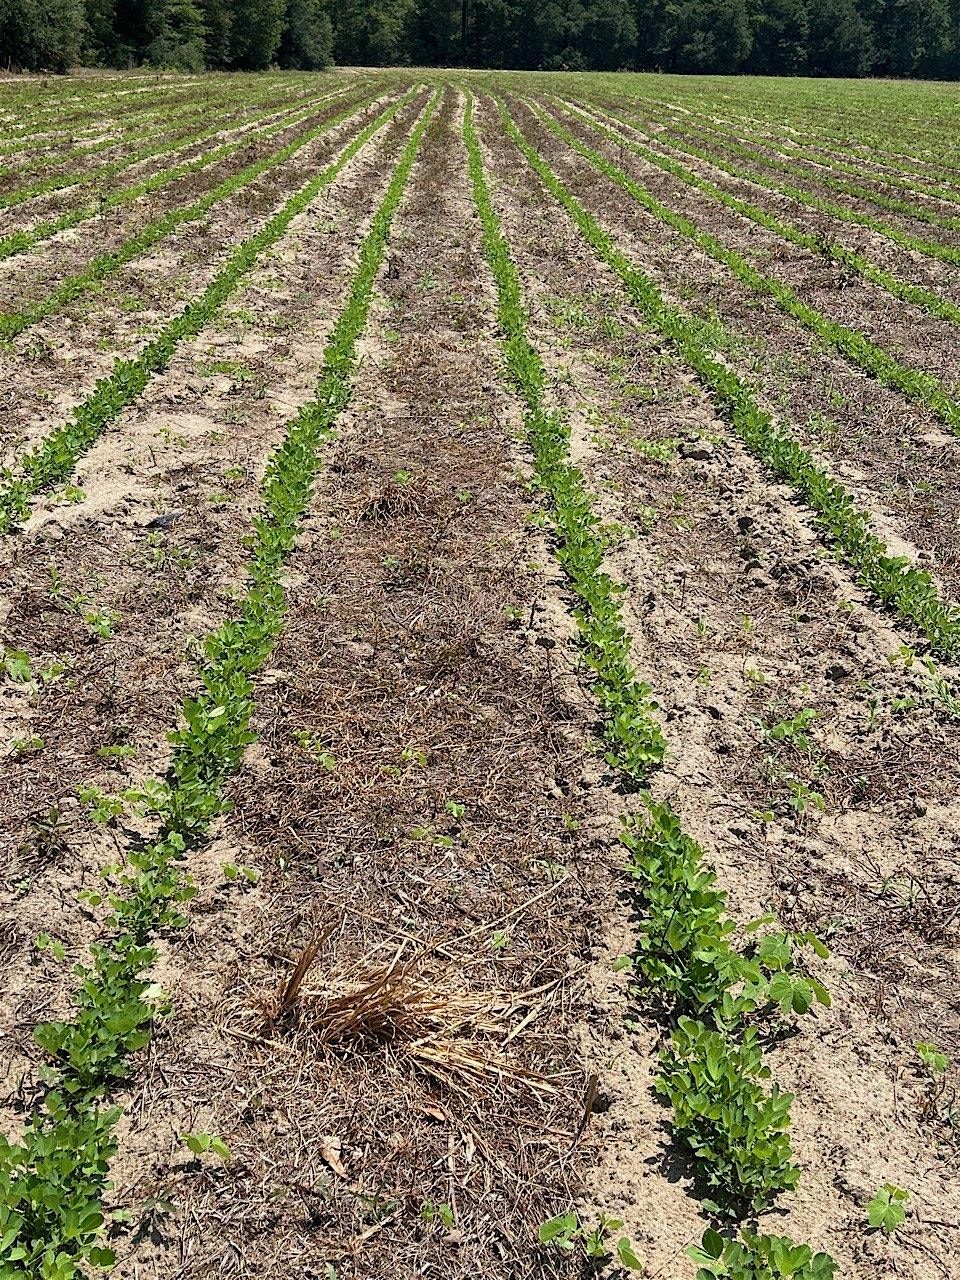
[0,90,436,1149]
[0,94,414,508]
[0,86,268,201]
[639,98,960,209]
[0,76,222,137]
[709,122,960,202]
[0,83,215,158]
[0,76,307,154]
[0,88,388,342]
[473,103,960,1272]
[559,97,960,335]
[0,97,229,195]
[631,90,960,188]
[493,99,960,660]
[74,89,610,1280]
[528,98,960,442]
[0,78,330,174]
[501,97,960,616]
[0,89,438,1280]
[0,80,359,239]
[672,111,960,215]
[626,113,960,271]
[464,92,851,1273]
[0,84,365,264]
[0,87,426,901]
[718,141,960,239]
[0,94,432,1192]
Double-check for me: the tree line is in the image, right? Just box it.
[2,0,960,80]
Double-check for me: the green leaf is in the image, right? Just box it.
[701,1228,725,1259]
[916,1041,949,1074]
[538,1211,578,1247]
[617,1236,644,1270]
[3,649,32,682]
[867,1184,908,1233]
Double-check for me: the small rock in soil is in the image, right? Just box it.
[680,440,714,461]
[144,510,183,530]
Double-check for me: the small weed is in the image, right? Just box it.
[96,744,137,761]
[34,933,66,963]
[221,862,259,885]
[76,784,125,825]
[3,648,32,682]
[917,1041,949,1075]
[632,436,678,461]
[54,483,86,505]
[538,1211,642,1269]
[181,1132,231,1161]
[867,1184,908,1233]
[766,707,817,753]
[419,1200,455,1228]
[293,729,337,770]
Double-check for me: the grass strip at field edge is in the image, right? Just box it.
[0,82,366,264]
[497,99,960,663]
[465,92,835,1274]
[0,89,418,535]
[557,96,960,335]
[0,89,439,1280]
[527,97,960,437]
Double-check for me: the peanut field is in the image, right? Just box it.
[1,68,958,1280]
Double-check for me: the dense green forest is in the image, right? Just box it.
[1,0,960,79]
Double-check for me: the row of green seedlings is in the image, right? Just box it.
[667,108,960,221]
[527,98,960,436]
[0,92,439,1280]
[0,79,286,206]
[0,90,419,537]
[644,92,960,212]
[636,91,960,200]
[0,82,366,263]
[0,75,225,151]
[463,92,835,1280]
[0,85,387,341]
[7,76,335,168]
[733,125,960,210]
[0,87,208,166]
[496,99,960,665]
[2,88,225,189]
[1,72,312,155]
[623,105,960,269]
[620,91,951,227]
[0,78,318,205]
[721,127,960,231]
[557,97,960,336]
